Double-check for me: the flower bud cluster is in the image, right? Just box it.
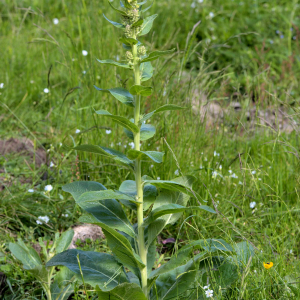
[126,51,134,66]
[121,1,141,38]
[138,45,146,56]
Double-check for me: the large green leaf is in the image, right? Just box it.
[51,267,76,300]
[63,181,135,238]
[151,259,198,300]
[149,239,233,278]
[9,239,42,270]
[143,177,198,198]
[87,222,144,277]
[119,37,139,46]
[140,104,186,124]
[140,49,176,63]
[103,14,125,28]
[139,14,158,36]
[234,241,255,265]
[150,250,207,279]
[96,110,139,133]
[140,61,153,82]
[144,204,215,226]
[119,180,158,210]
[127,150,164,163]
[213,256,239,288]
[77,190,140,205]
[97,59,131,69]
[46,249,128,291]
[62,181,106,200]
[55,230,74,254]
[146,176,196,247]
[94,86,134,107]
[124,123,156,141]
[96,283,147,300]
[129,85,153,96]
[73,145,133,165]
[132,18,144,27]
[79,200,135,238]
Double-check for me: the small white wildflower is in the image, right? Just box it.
[62,214,69,217]
[53,18,59,25]
[174,169,179,176]
[250,201,256,209]
[28,189,34,193]
[205,289,213,298]
[238,181,243,185]
[204,157,208,161]
[44,88,49,94]
[150,164,154,168]
[209,12,214,18]
[82,50,88,56]
[199,165,203,169]
[75,129,81,134]
[251,170,256,174]
[59,143,62,146]
[44,185,53,192]
[228,169,233,174]
[157,177,160,180]
[203,285,210,290]
[116,55,120,61]
[231,173,238,179]
[106,129,112,134]
[82,70,86,74]
[219,165,222,170]
[258,178,262,181]
[191,2,196,8]
[129,142,135,149]
[254,269,257,273]
[212,171,217,178]
[49,161,55,168]
[36,216,50,225]
[0,83,4,89]
[290,249,293,254]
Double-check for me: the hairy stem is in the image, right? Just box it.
[132,43,148,296]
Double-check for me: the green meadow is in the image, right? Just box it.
[0,0,300,299]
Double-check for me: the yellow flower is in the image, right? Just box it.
[263,262,273,269]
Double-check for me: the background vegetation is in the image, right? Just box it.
[0,0,300,298]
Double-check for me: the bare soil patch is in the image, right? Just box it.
[0,138,47,191]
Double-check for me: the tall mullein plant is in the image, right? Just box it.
[47,1,220,299]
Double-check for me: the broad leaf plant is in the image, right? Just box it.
[9,1,254,299]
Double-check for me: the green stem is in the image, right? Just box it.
[132,43,148,297]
